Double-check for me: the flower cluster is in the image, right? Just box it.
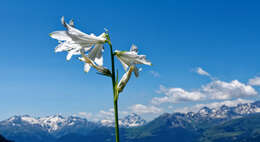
[50,17,151,93]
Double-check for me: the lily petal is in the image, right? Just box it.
[88,43,104,66]
[118,52,151,66]
[84,63,91,72]
[117,57,129,71]
[50,31,71,41]
[61,17,106,43]
[66,48,80,60]
[55,41,73,53]
[66,52,73,60]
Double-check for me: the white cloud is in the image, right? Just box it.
[96,108,114,121]
[168,105,173,109]
[129,104,163,114]
[203,80,257,100]
[175,98,253,113]
[99,109,114,117]
[76,112,93,119]
[152,80,257,104]
[249,76,260,86]
[195,67,210,77]
[150,70,160,78]
[120,111,129,115]
[152,85,206,104]
[94,108,130,122]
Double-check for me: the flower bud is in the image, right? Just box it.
[117,66,134,93]
[79,50,111,77]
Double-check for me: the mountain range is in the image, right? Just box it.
[1,101,260,142]
[0,134,12,142]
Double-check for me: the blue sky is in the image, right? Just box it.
[1,0,260,121]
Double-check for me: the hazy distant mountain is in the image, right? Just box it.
[1,101,260,142]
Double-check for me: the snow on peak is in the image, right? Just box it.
[194,102,260,119]
[198,107,212,116]
[100,119,114,127]
[120,113,146,127]
[2,114,89,132]
[21,115,39,124]
[234,103,256,114]
[100,113,146,128]
[39,115,67,132]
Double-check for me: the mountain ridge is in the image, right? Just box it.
[1,100,260,142]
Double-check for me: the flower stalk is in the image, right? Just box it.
[107,37,120,142]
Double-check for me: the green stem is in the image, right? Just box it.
[108,41,120,142]
[113,99,119,142]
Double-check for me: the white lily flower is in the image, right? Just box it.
[117,66,134,93]
[114,45,152,77]
[49,16,106,62]
[79,49,111,76]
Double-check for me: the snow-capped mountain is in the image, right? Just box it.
[99,113,146,127]
[119,113,146,127]
[194,101,260,119]
[1,114,93,133]
[2,101,260,132]
[39,115,67,132]
[1,101,260,142]
[0,113,146,135]
[197,107,213,116]
[146,100,260,130]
